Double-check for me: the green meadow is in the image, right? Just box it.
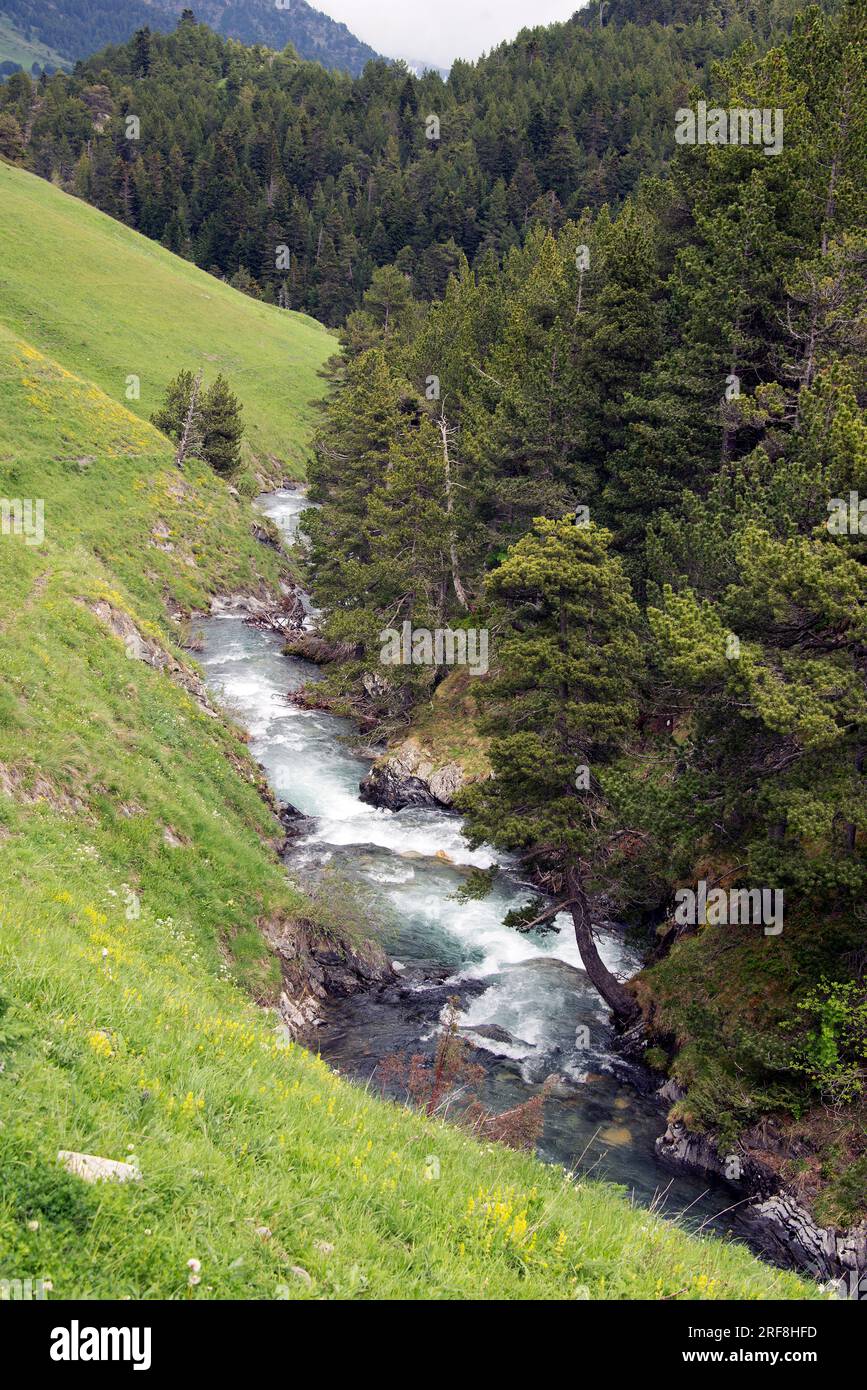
[0,19,68,75]
[0,163,335,478]
[0,162,819,1300]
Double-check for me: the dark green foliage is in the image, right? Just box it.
[0,111,24,160]
[4,1150,95,1233]
[0,5,827,323]
[151,369,244,474]
[459,518,644,864]
[200,374,244,475]
[450,866,498,904]
[150,367,197,441]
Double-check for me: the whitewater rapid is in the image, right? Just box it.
[196,489,737,1229]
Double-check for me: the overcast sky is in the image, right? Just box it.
[315,1,587,70]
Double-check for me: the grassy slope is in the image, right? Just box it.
[0,164,334,479]
[407,671,491,778]
[0,17,68,72]
[0,167,818,1300]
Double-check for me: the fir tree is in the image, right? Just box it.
[459,517,644,1023]
[200,374,244,475]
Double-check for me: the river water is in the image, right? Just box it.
[198,489,743,1241]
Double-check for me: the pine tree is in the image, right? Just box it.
[361,264,415,341]
[648,521,867,912]
[461,227,589,543]
[0,113,24,162]
[132,28,152,78]
[303,349,416,646]
[459,517,644,1023]
[569,202,662,521]
[200,375,244,475]
[173,369,204,470]
[151,369,199,448]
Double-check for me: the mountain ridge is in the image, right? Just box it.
[0,0,381,76]
[1,3,825,324]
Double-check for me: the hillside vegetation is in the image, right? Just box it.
[0,162,817,1299]
[0,164,334,480]
[296,0,867,1228]
[0,4,833,324]
[0,16,67,74]
[0,0,379,75]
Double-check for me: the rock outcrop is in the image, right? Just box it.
[277,800,317,846]
[656,1104,867,1291]
[359,737,466,811]
[88,599,218,719]
[261,911,396,1040]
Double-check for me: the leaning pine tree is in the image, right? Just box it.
[459,516,644,1025]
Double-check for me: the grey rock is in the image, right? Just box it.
[261,912,395,1041]
[58,1151,141,1184]
[359,738,467,811]
[359,764,442,811]
[656,1119,867,1287]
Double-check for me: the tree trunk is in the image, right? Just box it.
[566,866,639,1025]
[437,411,470,612]
[175,369,203,470]
[793,81,849,424]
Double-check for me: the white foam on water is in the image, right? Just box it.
[310,809,498,867]
[256,488,311,544]
[198,500,640,1070]
[461,1032,537,1063]
[364,864,417,886]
